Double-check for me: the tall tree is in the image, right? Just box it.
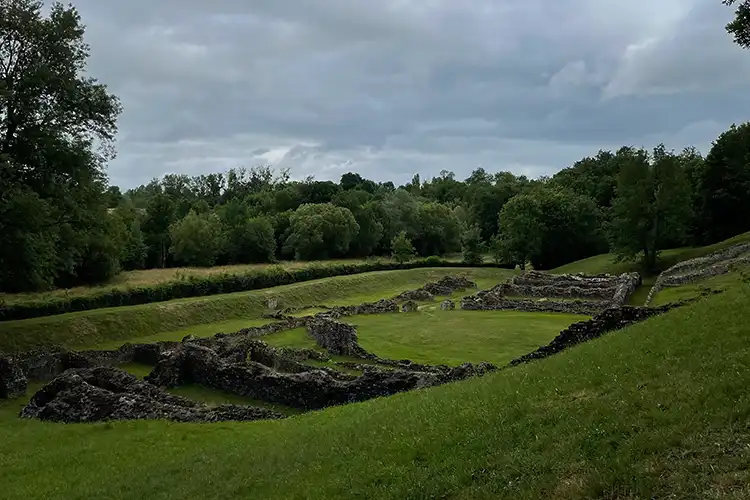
[608,145,692,269]
[0,0,122,291]
[694,122,750,244]
[724,0,750,48]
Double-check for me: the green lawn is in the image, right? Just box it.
[0,267,513,352]
[1,284,748,499]
[553,231,750,276]
[262,310,585,367]
[354,310,586,366]
[650,267,749,306]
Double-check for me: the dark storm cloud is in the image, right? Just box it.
[63,0,750,188]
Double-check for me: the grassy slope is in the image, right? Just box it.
[1,284,748,499]
[0,255,475,306]
[552,231,750,276]
[0,268,513,352]
[264,311,586,366]
[650,266,750,306]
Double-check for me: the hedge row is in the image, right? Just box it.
[0,259,514,322]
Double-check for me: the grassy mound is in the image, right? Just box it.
[263,310,587,366]
[1,282,748,499]
[0,267,513,352]
[552,231,750,276]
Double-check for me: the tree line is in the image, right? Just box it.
[1,0,750,293]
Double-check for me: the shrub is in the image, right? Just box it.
[391,231,416,263]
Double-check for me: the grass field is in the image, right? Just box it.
[0,254,479,307]
[263,310,586,366]
[552,231,750,276]
[650,266,750,306]
[1,282,748,499]
[0,267,514,352]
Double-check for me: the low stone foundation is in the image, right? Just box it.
[393,275,477,302]
[20,366,285,423]
[461,271,641,314]
[0,355,26,399]
[307,318,367,357]
[645,243,750,305]
[509,301,692,366]
[143,343,494,411]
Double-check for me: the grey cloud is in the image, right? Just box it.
[64,0,748,188]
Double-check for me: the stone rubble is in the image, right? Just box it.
[393,275,477,302]
[509,301,693,366]
[20,366,285,423]
[645,242,750,305]
[461,271,641,314]
[401,300,420,312]
[440,300,456,310]
[0,354,27,399]
[144,343,495,411]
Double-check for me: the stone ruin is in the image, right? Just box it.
[21,366,284,423]
[645,242,750,305]
[462,271,641,315]
[2,271,706,425]
[401,300,419,312]
[4,307,496,422]
[440,300,455,310]
[393,275,477,302]
[509,301,689,366]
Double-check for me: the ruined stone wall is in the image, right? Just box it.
[509,301,690,366]
[644,243,750,305]
[461,294,605,315]
[393,275,477,302]
[461,271,640,313]
[307,318,367,357]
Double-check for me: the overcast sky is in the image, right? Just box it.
[70,0,750,189]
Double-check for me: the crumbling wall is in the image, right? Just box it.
[645,243,750,305]
[393,275,477,302]
[144,343,495,411]
[509,301,691,366]
[20,366,285,423]
[461,271,640,313]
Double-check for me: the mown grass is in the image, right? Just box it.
[264,311,586,366]
[650,266,750,306]
[552,231,750,276]
[0,255,475,307]
[0,268,513,352]
[1,284,748,499]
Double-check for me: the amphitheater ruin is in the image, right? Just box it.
[0,269,704,424]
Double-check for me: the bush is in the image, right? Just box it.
[391,231,416,263]
[0,259,514,322]
[461,225,484,265]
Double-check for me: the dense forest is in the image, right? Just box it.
[2,0,750,293]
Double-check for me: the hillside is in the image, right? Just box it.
[552,232,750,276]
[1,283,748,499]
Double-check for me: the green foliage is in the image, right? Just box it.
[694,122,750,245]
[168,210,225,267]
[460,225,484,265]
[142,193,176,268]
[391,231,416,263]
[284,203,360,260]
[608,145,692,269]
[0,0,121,292]
[239,217,276,263]
[724,0,750,48]
[110,206,147,270]
[496,187,601,269]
